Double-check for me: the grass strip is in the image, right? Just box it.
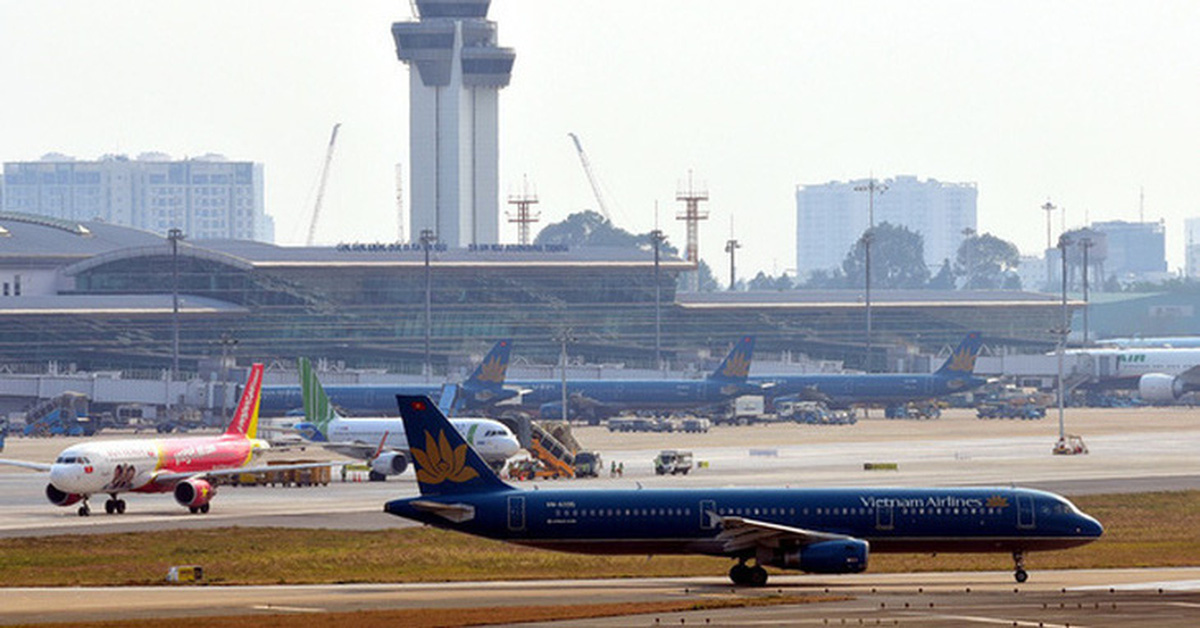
[9,594,843,628]
[0,491,1196,586]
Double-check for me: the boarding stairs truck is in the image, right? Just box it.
[22,392,95,436]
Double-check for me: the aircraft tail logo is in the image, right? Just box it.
[225,363,264,438]
[935,332,983,375]
[710,336,755,382]
[464,340,512,388]
[396,395,512,496]
[298,357,339,436]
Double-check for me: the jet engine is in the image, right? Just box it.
[371,451,408,477]
[45,483,83,507]
[769,539,869,574]
[173,478,215,509]
[1138,373,1185,403]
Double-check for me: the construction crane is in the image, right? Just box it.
[306,123,341,246]
[567,132,614,223]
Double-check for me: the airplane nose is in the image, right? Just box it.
[1077,514,1103,538]
[49,464,76,491]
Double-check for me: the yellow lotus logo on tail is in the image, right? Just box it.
[477,355,507,384]
[411,430,480,485]
[722,352,751,379]
[947,346,977,373]
[986,495,1010,509]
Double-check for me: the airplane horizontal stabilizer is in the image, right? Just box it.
[409,499,476,523]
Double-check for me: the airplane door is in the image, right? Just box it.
[699,499,717,530]
[1017,495,1035,529]
[875,504,894,530]
[507,495,526,532]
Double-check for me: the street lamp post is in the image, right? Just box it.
[555,328,575,421]
[217,333,238,423]
[167,228,185,381]
[1056,233,1072,442]
[854,178,886,373]
[420,229,436,382]
[1080,236,1093,345]
[650,229,666,371]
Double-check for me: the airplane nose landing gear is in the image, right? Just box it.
[1013,550,1028,583]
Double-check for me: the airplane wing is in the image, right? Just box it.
[1178,364,1200,387]
[319,440,395,461]
[149,461,341,485]
[715,516,852,553]
[0,459,52,472]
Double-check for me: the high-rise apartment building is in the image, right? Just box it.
[795,176,977,279]
[1,153,271,242]
[1091,220,1167,282]
[393,0,515,248]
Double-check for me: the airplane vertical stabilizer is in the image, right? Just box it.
[225,363,264,438]
[461,340,512,393]
[709,336,755,382]
[395,394,513,496]
[298,357,340,438]
[934,332,984,375]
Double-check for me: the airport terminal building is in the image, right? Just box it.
[0,213,1070,375]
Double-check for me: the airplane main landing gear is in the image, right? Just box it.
[104,496,127,515]
[188,503,211,514]
[729,561,768,586]
[1012,550,1028,583]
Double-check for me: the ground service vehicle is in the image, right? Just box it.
[573,451,603,478]
[654,450,693,475]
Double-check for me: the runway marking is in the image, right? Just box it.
[1071,579,1200,592]
[250,604,325,613]
[904,614,1086,628]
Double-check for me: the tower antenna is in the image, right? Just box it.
[675,170,709,292]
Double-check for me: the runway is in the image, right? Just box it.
[2,568,1199,626]
[1,407,1198,625]
[1,408,1197,537]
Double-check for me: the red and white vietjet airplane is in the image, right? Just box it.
[0,364,330,516]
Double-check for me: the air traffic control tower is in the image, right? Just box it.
[393,0,515,248]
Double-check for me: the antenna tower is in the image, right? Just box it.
[506,176,541,245]
[675,170,709,291]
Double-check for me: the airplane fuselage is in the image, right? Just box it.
[387,486,1101,557]
[513,378,759,412]
[308,417,520,464]
[757,373,987,407]
[48,434,267,496]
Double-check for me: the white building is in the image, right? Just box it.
[1185,218,1200,279]
[1,153,271,242]
[795,175,977,279]
[393,0,515,248]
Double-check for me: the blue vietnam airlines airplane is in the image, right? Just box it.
[756,332,987,410]
[257,340,517,417]
[512,336,759,423]
[385,394,1102,586]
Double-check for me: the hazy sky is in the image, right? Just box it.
[1,1,1196,280]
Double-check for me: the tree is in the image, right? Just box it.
[842,222,930,289]
[747,271,794,291]
[798,268,848,289]
[534,210,647,249]
[955,233,1021,289]
[928,259,956,290]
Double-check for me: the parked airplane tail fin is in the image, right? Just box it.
[225,363,264,438]
[298,357,340,437]
[709,336,756,382]
[462,339,512,392]
[395,394,513,496]
[935,332,984,375]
